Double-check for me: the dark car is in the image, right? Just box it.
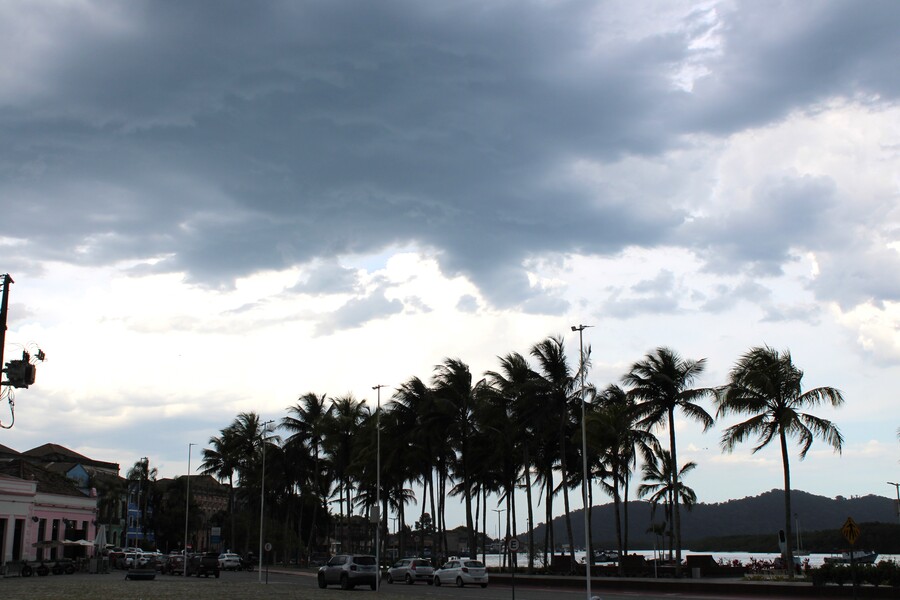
[188,552,221,578]
[317,554,378,590]
[162,554,185,575]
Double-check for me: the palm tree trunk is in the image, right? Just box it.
[560,430,576,569]
[229,476,236,551]
[780,430,795,578]
[524,459,535,573]
[544,472,553,565]
[668,408,682,576]
[623,474,630,554]
[613,471,624,576]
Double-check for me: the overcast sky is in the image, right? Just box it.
[2,0,899,530]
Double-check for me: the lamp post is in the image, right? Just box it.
[571,324,592,600]
[889,482,900,525]
[258,419,275,583]
[373,384,386,592]
[184,443,195,577]
[492,507,505,571]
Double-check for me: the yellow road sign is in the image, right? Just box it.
[841,517,860,545]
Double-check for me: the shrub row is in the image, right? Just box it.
[810,561,900,587]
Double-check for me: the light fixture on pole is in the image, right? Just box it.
[571,324,592,600]
[373,384,386,592]
[258,419,276,583]
[492,507,505,571]
[889,482,900,525]
[184,442,195,577]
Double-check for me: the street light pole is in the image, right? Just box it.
[373,384,386,592]
[258,419,275,583]
[889,482,900,525]
[571,324,592,600]
[493,507,505,571]
[184,443,195,577]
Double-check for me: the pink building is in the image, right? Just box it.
[0,459,98,566]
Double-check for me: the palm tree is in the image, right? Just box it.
[199,428,241,549]
[282,392,330,561]
[432,358,484,559]
[323,394,369,552]
[126,457,157,547]
[716,346,844,577]
[624,347,714,574]
[636,446,697,561]
[390,376,437,557]
[531,336,580,567]
[590,384,656,562]
[485,352,541,572]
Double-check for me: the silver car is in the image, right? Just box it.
[433,558,488,588]
[317,554,378,590]
[387,558,434,585]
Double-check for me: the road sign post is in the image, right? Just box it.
[841,517,860,599]
[507,538,519,600]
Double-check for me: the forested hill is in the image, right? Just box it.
[535,490,896,550]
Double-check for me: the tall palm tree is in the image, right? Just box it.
[432,358,484,559]
[323,394,369,552]
[636,446,697,560]
[624,347,714,574]
[282,392,330,560]
[531,336,580,567]
[485,352,541,572]
[126,457,158,546]
[390,376,437,557]
[716,346,844,577]
[200,428,241,549]
[590,384,656,562]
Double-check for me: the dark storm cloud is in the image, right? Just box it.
[687,174,842,276]
[1,1,896,315]
[679,0,900,133]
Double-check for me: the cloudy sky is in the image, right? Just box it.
[2,0,899,528]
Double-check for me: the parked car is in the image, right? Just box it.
[218,553,241,571]
[239,554,255,571]
[162,555,185,575]
[317,554,378,590]
[387,558,434,585]
[120,552,139,569]
[188,552,221,578]
[433,559,488,588]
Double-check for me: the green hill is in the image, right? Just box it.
[533,489,898,552]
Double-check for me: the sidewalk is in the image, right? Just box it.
[487,571,896,598]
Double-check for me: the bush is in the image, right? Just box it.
[809,560,899,588]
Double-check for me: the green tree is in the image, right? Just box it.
[282,392,330,561]
[323,394,369,552]
[636,445,697,561]
[432,358,485,559]
[590,384,656,562]
[624,347,714,574]
[531,335,579,568]
[390,376,439,557]
[199,427,242,549]
[485,352,542,572]
[126,457,157,547]
[716,346,844,577]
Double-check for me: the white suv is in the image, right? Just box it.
[218,552,241,570]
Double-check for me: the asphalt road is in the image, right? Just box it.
[0,568,827,600]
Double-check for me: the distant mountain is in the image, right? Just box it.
[531,490,896,550]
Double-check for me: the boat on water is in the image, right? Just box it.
[593,549,619,563]
[823,550,879,564]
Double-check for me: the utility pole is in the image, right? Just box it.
[0,274,12,376]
